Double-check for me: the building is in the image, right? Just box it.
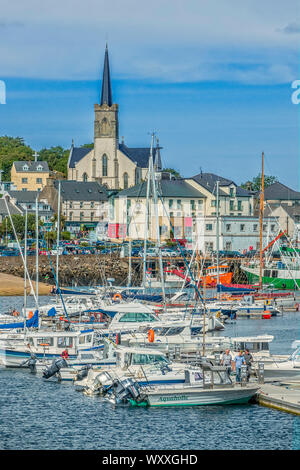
[40,180,109,234]
[67,44,162,189]
[264,203,300,244]
[10,161,50,192]
[6,190,53,224]
[195,215,278,254]
[0,196,23,223]
[187,172,254,217]
[109,174,206,242]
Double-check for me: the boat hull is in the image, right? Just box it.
[242,266,300,290]
[140,385,259,407]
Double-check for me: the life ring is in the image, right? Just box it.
[148,329,155,343]
[28,311,33,319]
[13,310,20,317]
[113,293,122,301]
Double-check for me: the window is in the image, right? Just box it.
[123,172,129,189]
[229,187,235,197]
[82,173,88,182]
[36,165,43,171]
[263,224,267,231]
[211,200,216,207]
[169,199,173,208]
[119,312,158,322]
[37,337,54,347]
[237,200,242,211]
[190,200,195,211]
[57,337,73,348]
[69,201,73,209]
[206,223,213,231]
[102,154,108,177]
[135,167,141,185]
[240,224,245,232]
[22,178,28,183]
[91,212,94,221]
[177,200,181,209]
[91,201,94,208]
[69,212,73,221]
[230,200,234,211]
[226,224,231,232]
[198,200,203,206]
[253,224,258,232]
[80,212,84,221]
[22,188,27,191]
[36,178,42,184]
[80,201,83,208]
[271,224,275,231]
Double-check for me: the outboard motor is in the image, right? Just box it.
[105,378,144,405]
[43,357,68,379]
[76,364,92,381]
[20,353,37,373]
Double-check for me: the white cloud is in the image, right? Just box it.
[0,0,299,84]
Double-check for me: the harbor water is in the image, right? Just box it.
[0,295,300,450]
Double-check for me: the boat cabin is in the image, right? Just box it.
[26,329,95,357]
[115,346,171,370]
[231,335,274,356]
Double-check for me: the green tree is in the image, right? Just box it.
[162,168,181,178]
[0,136,34,180]
[241,174,278,192]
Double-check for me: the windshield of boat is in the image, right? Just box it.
[118,312,159,322]
[289,347,300,361]
[131,353,170,366]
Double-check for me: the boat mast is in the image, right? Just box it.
[56,180,61,286]
[24,207,28,327]
[259,152,264,288]
[216,180,220,294]
[150,134,166,308]
[35,194,39,304]
[142,155,151,290]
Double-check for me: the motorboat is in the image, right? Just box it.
[104,360,260,407]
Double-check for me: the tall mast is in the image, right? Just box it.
[56,180,61,285]
[24,207,28,326]
[35,194,39,304]
[216,180,220,292]
[259,151,264,288]
[142,152,151,289]
[149,134,166,308]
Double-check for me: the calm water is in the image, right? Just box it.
[0,295,300,450]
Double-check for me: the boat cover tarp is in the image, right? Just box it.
[0,310,39,329]
[217,284,255,294]
[119,291,163,303]
[47,307,57,317]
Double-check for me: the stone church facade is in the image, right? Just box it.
[68,45,162,190]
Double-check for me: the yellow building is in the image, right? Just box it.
[11,161,50,192]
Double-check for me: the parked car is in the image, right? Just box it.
[161,248,177,257]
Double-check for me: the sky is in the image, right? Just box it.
[0,0,299,188]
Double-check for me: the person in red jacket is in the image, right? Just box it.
[61,348,69,360]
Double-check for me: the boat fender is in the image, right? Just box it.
[148,329,155,343]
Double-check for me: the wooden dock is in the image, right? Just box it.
[257,383,300,416]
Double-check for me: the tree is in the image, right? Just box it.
[0,136,34,180]
[162,168,181,178]
[0,214,39,237]
[241,174,278,192]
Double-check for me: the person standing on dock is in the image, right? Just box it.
[233,351,245,383]
[221,349,233,377]
[244,349,253,382]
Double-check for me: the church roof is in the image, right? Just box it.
[100,44,113,107]
[119,143,162,169]
[68,146,92,169]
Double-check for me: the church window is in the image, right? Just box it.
[123,172,129,189]
[83,173,88,182]
[135,167,141,185]
[100,118,110,135]
[92,158,96,178]
[102,155,108,177]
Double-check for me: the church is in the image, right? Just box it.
[67,45,162,190]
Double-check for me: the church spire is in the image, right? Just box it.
[100,43,113,106]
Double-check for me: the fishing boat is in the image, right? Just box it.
[252,343,300,379]
[104,359,259,407]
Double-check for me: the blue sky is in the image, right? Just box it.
[0,1,299,187]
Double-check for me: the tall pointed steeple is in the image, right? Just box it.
[100,43,113,106]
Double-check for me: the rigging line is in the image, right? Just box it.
[3,196,39,310]
[39,226,71,323]
[157,193,204,306]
